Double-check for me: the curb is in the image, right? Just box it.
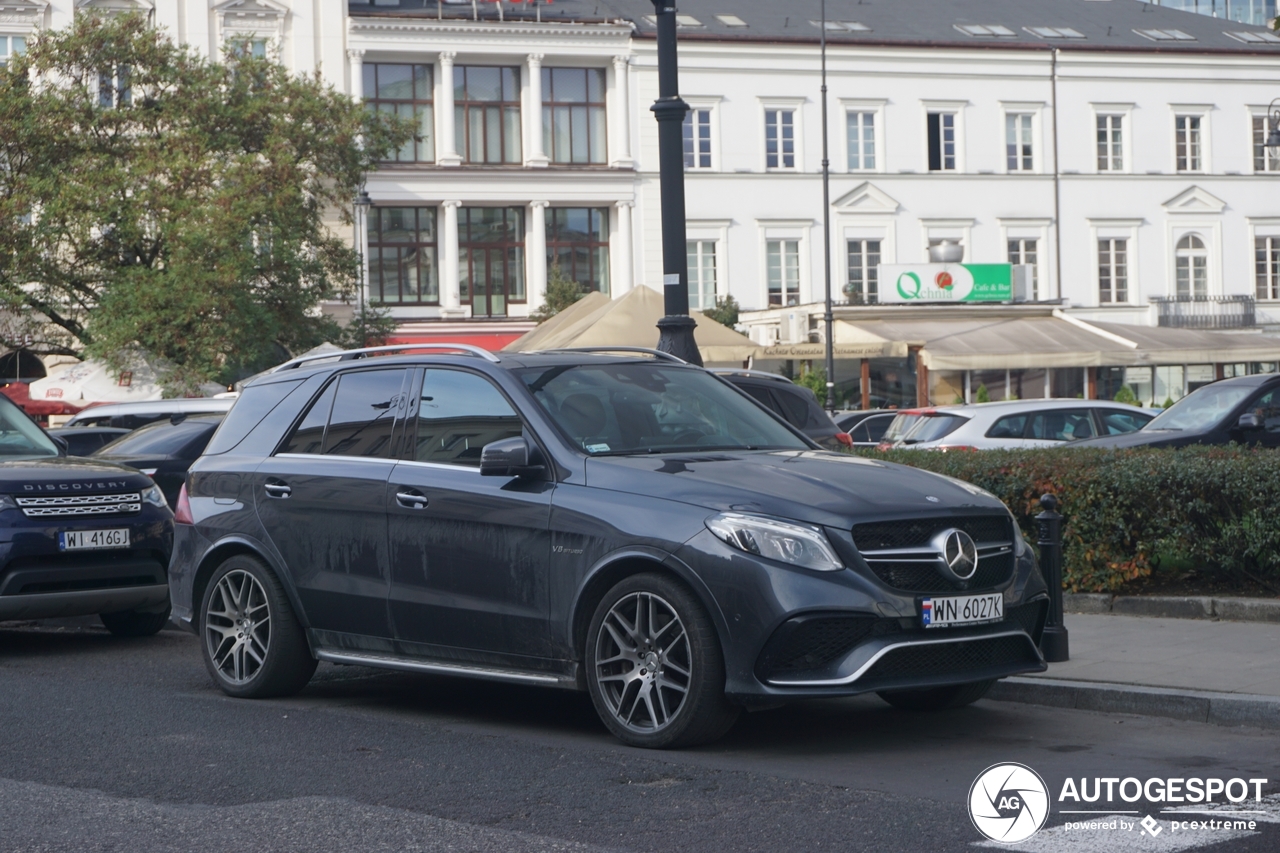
[1064,593,1280,623]
[988,676,1280,730]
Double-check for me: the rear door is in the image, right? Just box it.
[254,367,411,649]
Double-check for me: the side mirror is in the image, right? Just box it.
[480,436,544,478]
[1237,412,1264,431]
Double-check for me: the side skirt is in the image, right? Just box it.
[313,649,582,691]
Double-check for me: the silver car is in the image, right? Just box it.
[879,399,1156,450]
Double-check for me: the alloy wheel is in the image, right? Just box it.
[593,591,693,734]
[204,569,271,685]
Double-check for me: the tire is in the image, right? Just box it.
[877,679,995,711]
[585,572,740,749]
[199,554,316,699]
[100,605,171,637]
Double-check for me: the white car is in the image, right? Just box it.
[62,397,237,430]
[878,399,1157,451]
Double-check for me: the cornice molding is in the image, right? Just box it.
[350,18,633,41]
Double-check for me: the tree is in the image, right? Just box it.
[975,383,991,403]
[795,365,827,400]
[0,15,410,392]
[700,294,740,328]
[531,264,585,323]
[1113,385,1140,407]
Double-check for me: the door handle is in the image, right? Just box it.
[264,482,292,499]
[396,491,428,509]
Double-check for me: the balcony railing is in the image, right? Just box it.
[1151,295,1256,330]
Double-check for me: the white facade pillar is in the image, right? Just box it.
[613,201,634,295]
[442,200,462,313]
[610,55,633,168]
[529,201,550,310]
[526,54,549,167]
[438,52,461,166]
[348,49,365,102]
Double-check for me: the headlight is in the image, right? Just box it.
[142,484,168,508]
[705,512,843,572]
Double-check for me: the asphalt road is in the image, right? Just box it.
[1,618,1277,853]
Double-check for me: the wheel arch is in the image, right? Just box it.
[191,536,310,631]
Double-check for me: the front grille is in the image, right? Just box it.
[757,614,902,680]
[852,515,1011,551]
[867,552,1015,593]
[861,634,1038,684]
[14,493,141,518]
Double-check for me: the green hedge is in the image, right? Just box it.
[864,446,1280,593]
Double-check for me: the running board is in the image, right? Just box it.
[314,649,579,689]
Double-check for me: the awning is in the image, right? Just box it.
[1086,321,1280,367]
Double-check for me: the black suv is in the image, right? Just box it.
[169,346,1049,748]
[0,395,173,635]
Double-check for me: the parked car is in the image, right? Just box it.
[63,397,235,430]
[0,394,173,635]
[46,426,131,457]
[93,415,224,507]
[1074,373,1280,449]
[711,369,851,449]
[878,400,1156,451]
[169,345,1049,749]
[834,410,896,447]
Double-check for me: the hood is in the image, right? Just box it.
[1072,428,1197,449]
[585,450,1008,528]
[0,456,154,495]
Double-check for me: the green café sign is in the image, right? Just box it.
[879,264,1013,303]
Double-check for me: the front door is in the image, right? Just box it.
[459,207,525,318]
[387,367,553,659]
[254,367,411,648]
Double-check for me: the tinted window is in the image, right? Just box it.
[773,386,817,429]
[321,370,407,458]
[280,379,337,454]
[852,414,893,443]
[204,380,302,455]
[881,413,923,443]
[1100,409,1152,435]
[1027,409,1095,441]
[740,384,783,416]
[414,370,523,467]
[1249,389,1280,433]
[0,397,58,458]
[97,418,220,457]
[901,414,967,444]
[986,414,1028,439]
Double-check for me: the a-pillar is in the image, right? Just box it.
[610,55,634,168]
[438,52,461,166]
[528,201,549,310]
[348,49,365,102]
[442,200,463,315]
[526,54,549,167]
[613,200,634,295]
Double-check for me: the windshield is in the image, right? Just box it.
[1145,385,1254,432]
[517,363,810,455]
[97,418,220,457]
[0,397,59,459]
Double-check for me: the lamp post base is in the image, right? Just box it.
[656,314,703,366]
[1040,625,1070,663]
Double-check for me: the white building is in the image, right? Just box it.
[10,0,1280,404]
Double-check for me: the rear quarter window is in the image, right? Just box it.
[773,386,819,429]
[204,381,303,455]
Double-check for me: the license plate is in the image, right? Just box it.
[921,593,1003,628]
[59,529,130,551]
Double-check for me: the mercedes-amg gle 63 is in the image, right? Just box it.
[169,345,1049,748]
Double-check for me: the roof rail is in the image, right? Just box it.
[274,343,501,372]
[531,347,687,364]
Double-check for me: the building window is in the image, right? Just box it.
[1008,238,1039,301]
[765,109,795,168]
[369,207,438,305]
[847,111,876,170]
[845,239,880,304]
[1175,115,1202,172]
[1257,236,1280,300]
[364,63,434,163]
[1252,116,1280,172]
[460,207,525,317]
[1098,238,1128,304]
[1097,114,1124,171]
[1175,234,1208,298]
[687,240,718,310]
[0,35,26,68]
[684,108,712,169]
[542,67,606,165]
[927,112,956,171]
[454,66,521,165]
[547,208,610,296]
[1005,113,1033,171]
[766,239,801,306]
[98,65,131,108]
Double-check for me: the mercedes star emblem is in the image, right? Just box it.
[933,527,979,580]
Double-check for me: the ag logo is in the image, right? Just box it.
[935,271,954,289]
[896,271,922,300]
[969,763,1050,843]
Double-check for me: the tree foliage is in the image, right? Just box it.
[700,294,740,328]
[0,15,410,391]
[531,264,585,323]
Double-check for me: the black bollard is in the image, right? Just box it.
[1036,493,1070,662]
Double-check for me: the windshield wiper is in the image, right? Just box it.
[591,444,767,456]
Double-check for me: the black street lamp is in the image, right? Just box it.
[649,1,702,365]
[1266,98,1280,151]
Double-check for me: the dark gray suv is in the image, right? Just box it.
[169,345,1049,748]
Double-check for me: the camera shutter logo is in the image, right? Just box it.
[969,763,1050,843]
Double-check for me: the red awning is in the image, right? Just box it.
[0,382,83,416]
[387,322,535,352]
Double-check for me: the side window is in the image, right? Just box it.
[322,370,407,458]
[774,387,815,429]
[1027,409,1095,441]
[1249,389,1280,432]
[862,414,893,443]
[414,369,523,466]
[740,384,783,416]
[986,414,1028,439]
[1100,409,1150,435]
[280,379,337,455]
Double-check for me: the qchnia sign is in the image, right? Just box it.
[879,264,1014,303]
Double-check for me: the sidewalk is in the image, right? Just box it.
[988,612,1280,729]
